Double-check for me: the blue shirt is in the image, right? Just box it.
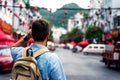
[11,43,66,80]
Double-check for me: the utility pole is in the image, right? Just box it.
[12,0,15,36]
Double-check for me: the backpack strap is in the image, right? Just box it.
[22,47,49,58]
[33,48,49,58]
[33,48,49,80]
[22,47,30,57]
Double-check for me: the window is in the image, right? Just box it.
[114,16,120,26]
[88,46,92,48]
[118,16,120,26]
[100,47,104,49]
[94,46,98,48]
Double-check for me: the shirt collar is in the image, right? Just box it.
[29,43,48,52]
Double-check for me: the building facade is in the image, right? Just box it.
[0,0,42,39]
[67,12,84,32]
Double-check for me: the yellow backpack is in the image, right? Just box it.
[10,47,48,80]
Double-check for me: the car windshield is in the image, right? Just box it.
[0,48,11,56]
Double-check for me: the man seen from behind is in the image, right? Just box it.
[11,19,66,80]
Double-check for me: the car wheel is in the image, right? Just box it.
[83,52,88,55]
[105,60,111,68]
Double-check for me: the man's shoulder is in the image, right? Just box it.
[45,52,60,63]
[11,47,24,61]
[11,47,24,54]
[12,46,23,50]
[41,51,58,58]
[37,51,59,62]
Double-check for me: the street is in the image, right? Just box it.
[0,48,120,80]
[56,48,120,80]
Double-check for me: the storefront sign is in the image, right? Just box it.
[0,18,12,35]
[112,29,119,37]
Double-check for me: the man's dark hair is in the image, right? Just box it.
[32,19,50,41]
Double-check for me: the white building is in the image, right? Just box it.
[0,0,14,36]
[67,12,84,32]
[51,26,67,43]
[0,0,27,36]
[87,0,108,31]
[0,0,42,38]
[101,0,120,31]
[111,0,120,28]
[87,0,120,32]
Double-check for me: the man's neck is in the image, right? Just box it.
[34,41,46,46]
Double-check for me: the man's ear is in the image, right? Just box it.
[45,33,51,46]
[47,32,50,40]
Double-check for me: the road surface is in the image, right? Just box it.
[0,48,120,80]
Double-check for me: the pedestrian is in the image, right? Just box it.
[11,19,66,80]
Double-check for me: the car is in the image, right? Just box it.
[82,44,105,55]
[72,45,82,53]
[0,47,13,71]
[48,45,56,51]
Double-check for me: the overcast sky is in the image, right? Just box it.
[30,0,90,12]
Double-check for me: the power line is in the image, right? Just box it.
[58,7,120,10]
[1,4,120,11]
[0,4,26,8]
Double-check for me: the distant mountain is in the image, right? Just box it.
[52,3,83,29]
[38,3,87,29]
[38,7,51,20]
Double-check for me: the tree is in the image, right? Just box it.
[60,27,83,43]
[85,25,104,42]
[23,0,30,9]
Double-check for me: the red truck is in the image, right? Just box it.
[102,45,120,68]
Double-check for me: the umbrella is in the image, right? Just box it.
[70,41,76,46]
[78,40,89,46]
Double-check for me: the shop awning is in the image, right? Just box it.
[78,40,89,46]
[0,29,16,42]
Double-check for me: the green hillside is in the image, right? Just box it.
[38,3,88,29]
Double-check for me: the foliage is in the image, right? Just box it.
[38,3,88,29]
[85,25,104,40]
[38,8,51,19]
[14,0,18,3]
[60,27,83,43]
[23,0,30,9]
[52,3,80,29]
